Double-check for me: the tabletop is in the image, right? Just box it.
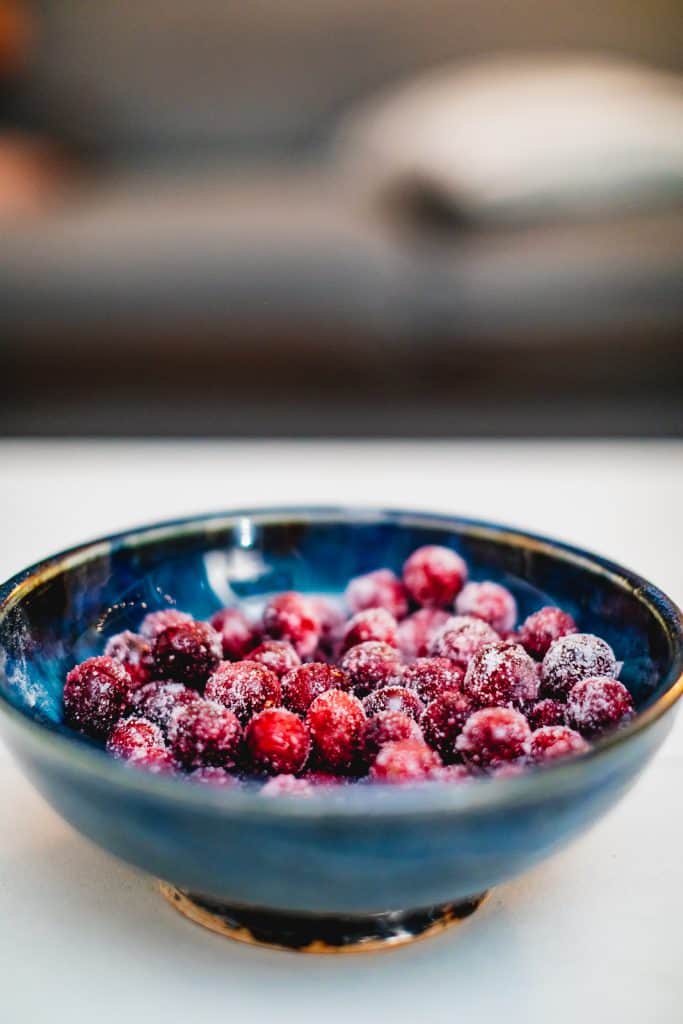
[1,440,681,1023]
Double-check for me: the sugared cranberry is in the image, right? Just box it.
[362,685,423,720]
[189,766,240,787]
[210,607,257,660]
[262,591,321,658]
[420,690,475,762]
[63,656,133,740]
[248,639,301,678]
[107,716,174,772]
[139,609,193,639]
[526,698,565,729]
[345,569,409,620]
[130,680,197,731]
[402,545,467,608]
[370,740,441,783]
[541,633,618,699]
[402,657,465,703]
[429,763,471,783]
[455,581,517,634]
[566,676,634,737]
[168,699,242,769]
[260,774,313,797]
[397,608,450,659]
[341,608,399,653]
[245,708,310,775]
[281,662,349,716]
[456,707,531,768]
[529,725,588,763]
[104,631,153,688]
[430,615,499,668]
[363,711,423,760]
[339,641,403,697]
[306,690,366,773]
[519,606,577,659]
[153,621,222,688]
[464,641,539,708]
[205,660,280,723]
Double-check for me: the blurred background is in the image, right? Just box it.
[1,0,682,438]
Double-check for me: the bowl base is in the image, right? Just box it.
[159,882,488,953]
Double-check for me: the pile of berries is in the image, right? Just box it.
[62,545,634,794]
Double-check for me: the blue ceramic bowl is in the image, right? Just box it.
[1,508,681,952]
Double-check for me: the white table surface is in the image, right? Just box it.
[1,440,681,1024]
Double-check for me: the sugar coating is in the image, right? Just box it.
[455,581,517,634]
[464,641,539,708]
[402,657,465,703]
[104,631,153,687]
[456,707,531,768]
[397,608,450,659]
[566,676,634,736]
[307,689,366,773]
[339,641,403,697]
[210,607,257,660]
[529,725,588,763]
[168,699,242,769]
[262,591,321,658]
[245,707,311,775]
[131,680,197,731]
[519,606,577,659]
[362,685,424,720]
[541,633,618,699]
[248,640,301,678]
[402,545,468,608]
[341,607,399,652]
[370,740,442,783]
[281,662,350,716]
[345,569,409,620]
[420,690,476,762]
[363,711,423,760]
[205,660,280,723]
[429,615,500,667]
[526,698,566,730]
[63,656,133,740]
[140,609,193,639]
[152,621,223,688]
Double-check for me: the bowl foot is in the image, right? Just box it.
[159,882,488,953]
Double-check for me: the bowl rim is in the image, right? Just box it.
[0,505,681,820]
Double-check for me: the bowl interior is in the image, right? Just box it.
[0,509,679,751]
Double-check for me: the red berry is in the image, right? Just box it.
[281,662,349,716]
[248,639,301,678]
[541,634,618,699]
[464,641,539,708]
[362,685,423,720]
[306,690,366,773]
[130,680,198,731]
[566,676,634,737]
[526,698,566,730]
[364,711,423,761]
[402,657,465,703]
[339,641,403,697]
[310,598,346,657]
[210,607,257,660]
[519,606,577,659]
[140,609,193,639]
[345,569,409,620]
[168,699,242,769]
[455,581,517,634]
[370,740,441,783]
[205,660,280,723]
[107,716,174,773]
[63,656,133,740]
[397,608,450,659]
[262,591,321,658]
[529,725,588,763]
[341,607,399,652]
[245,708,310,775]
[189,766,241,787]
[420,690,475,761]
[104,631,153,688]
[456,707,531,768]
[153,621,222,688]
[429,763,471,783]
[430,615,499,668]
[402,545,467,608]
[260,774,313,797]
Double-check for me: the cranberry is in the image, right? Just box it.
[281,662,349,716]
[420,690,475,762]
[364,711,423,761]
[464,641,539,708]
[210,607,257,660]
[205,660,280,723]
[402,657,465,703]
[104,631,153,688]
[168,699,242,769]
[139,609,193,639]
[341,607,399,652]
[63,656,133,740]
[402,545,467,608]
[456,707,531,768]
[107,716,174,772]
[397,608,450,659]
[429,763,471,783]
[566,676,634,737]
[310,597,346,657]
[519,606,578,659]
[541,633,618,699]
[130,680,197,731]
[306,690,366,773]
[529,725,588,763]
[189,766,240,787]
[248,639,301,678]
[362,685,423,720]
[339,641,403,697]
[430,615,499,668]
[245,708,310,775]
[526,698,566,729]
[455,581,517,634]
[260,774,313,797]
[152,621,222,688]
[262,591,321,658]
[370,740,442,783]
[345,569,409,620]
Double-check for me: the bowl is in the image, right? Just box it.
[1,508,681,953]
